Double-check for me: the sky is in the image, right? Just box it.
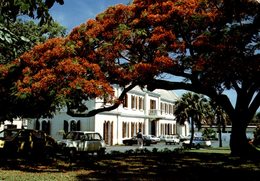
[50,0,131,33]
[48,0,240,108]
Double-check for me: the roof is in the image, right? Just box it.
[153,89,179,102]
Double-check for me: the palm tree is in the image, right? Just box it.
[251,112,260,125]
[210,100,230,147]
[174,92,210,148]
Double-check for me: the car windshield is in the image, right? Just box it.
[85,133,102,141]
[0,130,19,140]
[65,132,83,140]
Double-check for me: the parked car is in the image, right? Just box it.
[145,135,160,144]
[57,131,106,158]
[122,136,151,146]
[165,134,180,145]
[179,134,191,142]
[182,137,211,149]
[0,129,57,158]
[159,135,166,142]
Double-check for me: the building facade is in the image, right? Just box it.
[27,86,189,145]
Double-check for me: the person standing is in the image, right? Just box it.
[137,129,143,148]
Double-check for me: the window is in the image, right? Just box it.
[42,120,50,134]
[123,94,128,108]
[131,95,138,109]
[77,120,81,131]
[139,97,144,110]
[150,99,156,110]
[131,95,135,109]
[36,120,40,130]
[160,103,163,114]
[122,122,127,138]
[64,120,68,133]
[166,104,169,114]
[70,121,77,131]
[135,96,138,109]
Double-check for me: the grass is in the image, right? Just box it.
[1,148,260,181]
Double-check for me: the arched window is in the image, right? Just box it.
[138,122,142,132]
[103,121,113,145]
[173,124,176,134]
[36,120,40,130]
[70,120,77,131]
[64,120,68,133]
[131,122,135,137]
[127,123,130,137]
[42,120,50,134]
[122,122,126,138]
[77,120,81,131]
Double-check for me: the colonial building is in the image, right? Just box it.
[0,118,28,131]
[27,85,189,145]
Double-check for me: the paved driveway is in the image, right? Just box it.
[106,140,230,154]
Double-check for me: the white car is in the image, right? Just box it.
[145,135,160,144]
[165,135,180,145]
[57,131,106,158]
[182,137,211,149]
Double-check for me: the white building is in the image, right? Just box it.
[27,86,189,145]
[0,118,28,131]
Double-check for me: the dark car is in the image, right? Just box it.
[0,129,57,158]
[122,136,151,146]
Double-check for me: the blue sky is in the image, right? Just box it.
[49,0,192,97]
[50,0,131,33]
[49,0,241,108]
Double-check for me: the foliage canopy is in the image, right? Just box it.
[2,0,260,156]
[0,0,65,120]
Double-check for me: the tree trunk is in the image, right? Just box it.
[229,117,249,157]
[218,125,222,147]
[189,117,195,148]
[217,115,222,147]
[227,96,260,158]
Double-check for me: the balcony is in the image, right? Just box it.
[149,109,161,116]
[149,109,174,119]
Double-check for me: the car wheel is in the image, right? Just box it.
[97,148,105,156]
[65,148,76,161]
[45,146,56,159]
[196,144,200,149]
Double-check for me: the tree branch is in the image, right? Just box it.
[67,83,137,117]
[146,79,235,117]
[249,91,260,117]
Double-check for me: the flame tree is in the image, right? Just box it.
[2,0,260,157]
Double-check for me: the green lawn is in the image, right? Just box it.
[1,148,260,181]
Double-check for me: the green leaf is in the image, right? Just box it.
[5,34,13,44]
[20,36,30,42]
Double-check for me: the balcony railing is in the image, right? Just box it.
[149,109,174,117]
[149,109,161,116]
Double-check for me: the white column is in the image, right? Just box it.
[144,118,149,135]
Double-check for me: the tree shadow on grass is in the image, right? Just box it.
[74,152,260,181]
[1,150,260,180]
